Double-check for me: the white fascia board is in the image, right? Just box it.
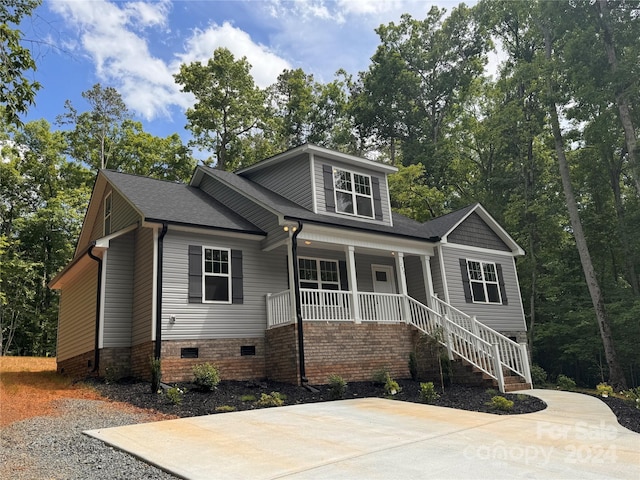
[74,174,107,258]
[94,223,139,248]
[299,224,434,256]
[438,241,520,258]
[237,144,398,175]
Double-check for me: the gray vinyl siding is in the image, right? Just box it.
[431,249,445,299]
[162,230,288,339]
[89,188,140,243]
[242,156,313,210]
[314,157,392,225]
[405,255,427,304]
[102,233,134,347]
[56,262,98,362]
[441,245,526,332]
[132,228,154,345]
[448,212,510,251]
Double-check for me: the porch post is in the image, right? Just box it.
[420,255,434,308]
[395,252,411,322]
[286,238,297,323]
[345,245,361,323]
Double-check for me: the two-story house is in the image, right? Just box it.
[50,144,531,392]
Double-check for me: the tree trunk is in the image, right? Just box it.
[543,26,627,389]
[596,0,640,197]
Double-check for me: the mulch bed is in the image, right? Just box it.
[89,378,546,418]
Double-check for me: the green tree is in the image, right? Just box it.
[174,47,266,170]
[57,83,129,170]
[0,120,91,355]
[0,0,42,127]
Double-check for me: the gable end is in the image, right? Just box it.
[448,212,510,251]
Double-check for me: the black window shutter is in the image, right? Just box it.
[322,164,336,212]
[188,245,202,303]
[459,258,472,303]
[496,263,508,305]
[371,176,383,221]
[339,260,349,291]
[231,250,243,304]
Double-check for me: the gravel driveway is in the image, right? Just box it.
[1,399,177,480]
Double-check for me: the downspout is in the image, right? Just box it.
[88,245,102,374]
[154,223,168,360]
[290,220,307,385]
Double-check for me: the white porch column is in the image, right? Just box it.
[395,252,411,322]
[345,245,361,323]
[286,238,297,323]
[420,255,435,308]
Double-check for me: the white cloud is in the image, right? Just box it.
[49,0,188,120]
[174,22,290,89]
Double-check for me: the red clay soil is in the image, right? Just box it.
[0,357,172,427]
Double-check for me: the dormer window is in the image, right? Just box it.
[103,192,112,235]
[333,168,374,218]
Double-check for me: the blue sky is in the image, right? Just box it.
[22,0,472,142]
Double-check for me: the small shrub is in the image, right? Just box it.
[408,352,418,381]
[485,388,499,397]
[596,382,614,398]
[241,394,257,402]
[622,387,640,410]
[488,395,514,411]
[419,382,439,404]
[530,364,547,387]
[372,368,390,385]
[516,394,528,402]
[256,392,285,407]
[328,374,347,400]
[557,374,576,391]
[215,405,236,413]
[165,386,184,405]
[192,363,220,391]
[384,373,401,396]
[150,356,162,393]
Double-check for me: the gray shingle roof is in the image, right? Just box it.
[101,170,264,234]
[419,204,478,238]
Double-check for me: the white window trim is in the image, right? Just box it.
[333,167,374,219]
[298,256,340,290]
[202,246,232,304]
[103,191,112,236]
[466,258,502,305]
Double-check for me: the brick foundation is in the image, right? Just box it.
[57,351,97,379]
[130,341,155,380]
[159,338,266,383]
[265,324,299,384]
[265,322,425,385]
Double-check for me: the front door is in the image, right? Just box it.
[372,265,396,294]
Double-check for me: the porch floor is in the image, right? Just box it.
[86,390,639,480]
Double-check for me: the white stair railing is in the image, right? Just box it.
[431,295,532,385]
[408,297,504,390]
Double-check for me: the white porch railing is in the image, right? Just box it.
[430,295,532,386]
[359,292,404,322]
[266,290,291,328]
[300,289,352,321]
[265,289,532,392]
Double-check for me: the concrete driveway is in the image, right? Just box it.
[86,389,640,479]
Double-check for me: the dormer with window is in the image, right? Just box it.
[237,144,396,226]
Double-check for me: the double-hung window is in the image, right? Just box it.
[298,258,340,290]
[333,168,374,218]
[466,260,501,304]
[203,247,231,303]
[103,192,112,235]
